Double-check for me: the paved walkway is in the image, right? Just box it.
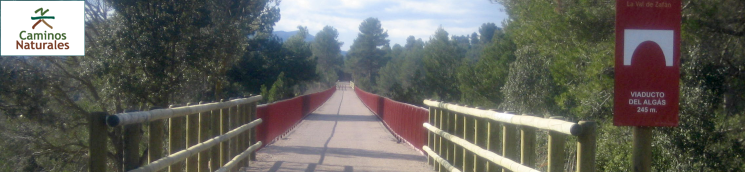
[246,84,431,172]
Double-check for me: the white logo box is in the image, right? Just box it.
[1,1,85,56]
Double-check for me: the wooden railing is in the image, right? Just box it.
[89,95,263,172]
[353,83,429,153]
[423,100,597,172]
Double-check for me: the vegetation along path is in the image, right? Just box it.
[246,85,431,172]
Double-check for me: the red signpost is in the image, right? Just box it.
[615,0,680,171]
[614,0,681,127]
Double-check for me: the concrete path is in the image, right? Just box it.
[245,84,431,172]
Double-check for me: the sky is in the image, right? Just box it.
[274,0,509,51]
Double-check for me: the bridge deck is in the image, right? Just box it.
[246,87,431,172]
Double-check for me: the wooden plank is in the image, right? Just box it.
[198,102,210,172]
[249,101,258,161]
[437,108,444,172]
[444,110,452,168]
[547,117,566,172]
[210,101,221,171]
[229,104,238,172]
[149,118,164,164]
[464,114,474,172]
[215,142,263,172]
[220,100,229,168]
[453,111,462,169]
[520,117,536,169]
[486,120,501,172]
[89,112,107,172]
[108,96,262,127]
[423,100,581,135]
[428,107,435,167]
[502,123,517,172]
[169,104,186,172]
[475,114,488,172]
[186,103,199,172]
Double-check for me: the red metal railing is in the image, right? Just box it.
[354,86,428,153]
[256,87,336,149]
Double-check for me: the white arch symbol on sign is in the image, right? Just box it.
[624,29,674,66]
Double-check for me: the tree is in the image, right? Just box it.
[0,0,281,171]
[479,22,499,44]
[311,26,344,87]
[228,26,317,99]
[260,72,294,103]
[422,27,465,101]
[345,17,390,90]
[375,36,427,105]
[281,26,317,88]
[458,28,514,108]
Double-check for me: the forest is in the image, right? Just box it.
[1,0,743,171]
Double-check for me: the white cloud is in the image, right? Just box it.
[276,0,508,51]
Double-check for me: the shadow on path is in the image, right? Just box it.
[318,91,343,165]
[260,146,427,162]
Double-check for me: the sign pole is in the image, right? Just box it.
[632,127,652,172]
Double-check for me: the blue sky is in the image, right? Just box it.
[275,0,509,51]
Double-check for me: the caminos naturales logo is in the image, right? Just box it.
[1,0,84,56]
[17,7,70,50]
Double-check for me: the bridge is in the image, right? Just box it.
[87,82,597,172]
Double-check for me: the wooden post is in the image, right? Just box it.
[464,114,475,172]
[436,108,444,172]
[235,102,244,170]
[443,110,452,167]
[475,115,488,172]
[210,100,222,171]
[428,107,435,167]
[89,112,107,172]
[149,107,164,165]
[170,104,187,172]
[240,103,247,167]
[239,102,247,169]
[520,115,536,168]
[220,100,230,168]
[486,111,501,172]
[548,116,566,172]
[502,123,517,172]
[577,121,596,172]
[430,107,438,170]
[229,103,238,172]
[632,127,652,172]
[453,111,462,169]
[124,110,142,171]
[198,102,211,172]
[249,102,258,161]
[187,103,199,172]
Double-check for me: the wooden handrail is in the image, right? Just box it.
[424,100,597,172]
[423,99,581,136]
[107,96,262,127]
[423,146,462,172]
